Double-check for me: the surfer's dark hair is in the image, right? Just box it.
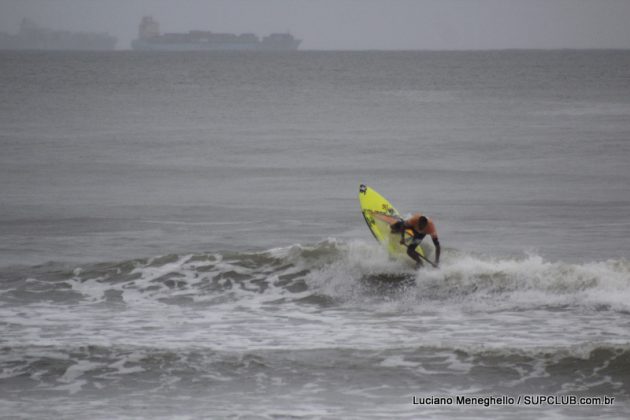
[418,216,428,229]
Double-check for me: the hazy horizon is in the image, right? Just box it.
[1,0,629,50]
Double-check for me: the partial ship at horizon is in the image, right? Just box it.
[0,18,117,51]
[131,16,301,52]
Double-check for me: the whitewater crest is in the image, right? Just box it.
[1,239,628,312]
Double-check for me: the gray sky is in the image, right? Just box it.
[1,0,629,50]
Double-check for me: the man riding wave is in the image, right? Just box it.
[390,213,441,268]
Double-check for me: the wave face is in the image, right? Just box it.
[1,240,629,418]
[3,239,629,311]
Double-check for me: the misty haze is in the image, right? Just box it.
[1,0,630,50]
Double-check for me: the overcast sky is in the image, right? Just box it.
[1,0,629,50]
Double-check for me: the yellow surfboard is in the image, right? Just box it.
[358,184,425,263]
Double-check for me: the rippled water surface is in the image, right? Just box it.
[1,50,629,419]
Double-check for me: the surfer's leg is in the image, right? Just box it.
[407,245,423,267]
[407,235,425,268]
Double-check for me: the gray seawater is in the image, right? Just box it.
[1,50,629,419]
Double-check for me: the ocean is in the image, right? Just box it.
[1,50,629,419]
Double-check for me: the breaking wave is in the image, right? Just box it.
[1,239,629,312]
[2,239,629,412]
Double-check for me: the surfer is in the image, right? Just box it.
[391,214,441,268]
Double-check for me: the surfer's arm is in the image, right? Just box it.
[399,220,410,244]
[390,219,408,244]
[432,236,441,266]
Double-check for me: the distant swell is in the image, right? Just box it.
[1,343,628,397]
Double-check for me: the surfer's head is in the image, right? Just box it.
[417,216,428,230]
[390,220,404,233]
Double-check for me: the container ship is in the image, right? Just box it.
[0,19,117,51]
[131,16,301,51]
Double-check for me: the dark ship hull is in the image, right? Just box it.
[131,17,300,52]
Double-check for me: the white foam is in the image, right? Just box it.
[3,241,629,361]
